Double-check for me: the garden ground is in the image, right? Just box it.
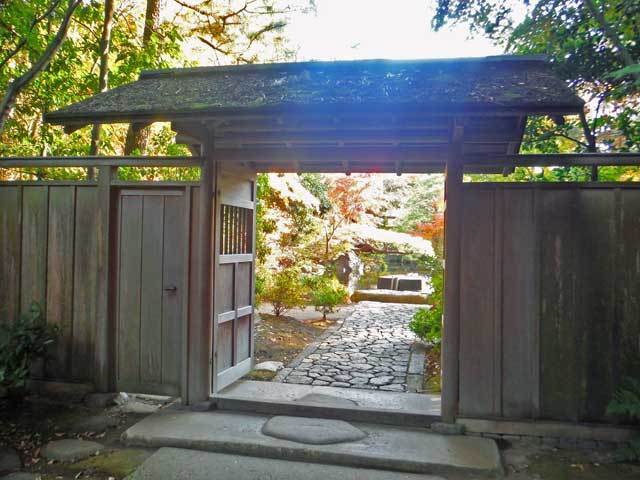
[0,395,638,479]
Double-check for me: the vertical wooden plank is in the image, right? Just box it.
[20,186,48,313]
[72,187,98,381]
[186,187,200,400]
[117,195,143,386]
[139,195,164,385]
[615,189,640,410]
[441,124,464,423]
[459,187,497,417]
[188,140,214,403]
[162,194,185,387]
[575,189,616,421]
[0,187,22,324]
[539,189,581,421]
[95,166,115,391]
[46,187,76,379]
[501,188,538,418]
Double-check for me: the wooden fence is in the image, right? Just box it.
[459,183,640,423]
[0,183,99,382]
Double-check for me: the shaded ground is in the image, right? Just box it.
[0,396,158,479]
[1,395,638,479]
[423,346,442,394]
[495,439,640,480]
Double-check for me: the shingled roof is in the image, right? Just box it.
[45,55,583,125]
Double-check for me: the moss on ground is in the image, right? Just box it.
[69,449,151,478]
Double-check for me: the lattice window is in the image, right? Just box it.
[220,204,253,255]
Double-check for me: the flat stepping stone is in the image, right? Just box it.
[123,411,501,476]
[71,414,119,433]
[42,439,103,462]
[262,416,366,445]
[127,447,444,480]
[0,447,20,472]
[253,361,283,372]
[296,393,358,407]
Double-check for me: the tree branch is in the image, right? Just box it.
[583,0,640,81]
[0,0,82,133]
[0,0,64,71]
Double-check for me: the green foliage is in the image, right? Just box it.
[308,276,349,320]
[409,262,443,345]
[432,0,639,154]
[260,269,307,317]
[299,173,331,213]
[0,302,59,390]
[607,377,640,420]
[607,377,640,460]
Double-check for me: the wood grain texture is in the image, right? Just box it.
[501,188,538,418]
[0,187,21,324]
[20,187,48,312]
[72,187,98,381]
[459,188,497,417]
[162,194,185,387]
[117,194,143,386]
[139,195,164,385]
[46,187,76,378]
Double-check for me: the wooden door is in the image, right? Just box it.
[116,189,185,396]
[213,169,256,391]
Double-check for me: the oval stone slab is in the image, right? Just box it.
[42,439,103,462]
[261,416,366,445]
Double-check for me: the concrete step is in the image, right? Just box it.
[122,410,503,477]
[126,447,447,480]
[213,380,441,428]
[213,394,440,427]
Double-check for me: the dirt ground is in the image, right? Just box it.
[253,311,335,359]
[496,439,640,480]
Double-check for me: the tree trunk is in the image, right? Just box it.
[88,0,116,180]
[0,0,82,134]
[123,0,160,155]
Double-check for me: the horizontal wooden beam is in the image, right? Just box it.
[0,156,202,168]
[466,153,640,167]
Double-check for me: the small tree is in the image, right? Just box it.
[260,269,307,317]
[310,276,349,320]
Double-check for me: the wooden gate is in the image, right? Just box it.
[213,169,257,391]
[115,188,186,396]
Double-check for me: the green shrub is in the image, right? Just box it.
[0,302,59,391]
[607,377,640,461]
[260,269,307,317]
[409,306,441,345]
[409,268,443,345]
[310,276,349,320]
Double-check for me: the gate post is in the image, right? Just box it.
[95,165,115,392]
[441,123,464,423]
[187,134,215,404]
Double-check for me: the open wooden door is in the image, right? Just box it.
[213,168,257,391]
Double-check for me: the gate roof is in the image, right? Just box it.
[45,55,584,173]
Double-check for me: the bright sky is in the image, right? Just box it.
[285,0,504,61]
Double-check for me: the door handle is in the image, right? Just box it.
[163,285,177,293]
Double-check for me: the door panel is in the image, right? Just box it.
[116,189,185,396]
[213,170,257,391]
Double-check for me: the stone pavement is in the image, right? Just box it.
[280,301,421,392]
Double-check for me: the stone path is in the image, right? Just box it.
[280,301,421,392]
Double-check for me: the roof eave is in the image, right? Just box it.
[44,102,585,127]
